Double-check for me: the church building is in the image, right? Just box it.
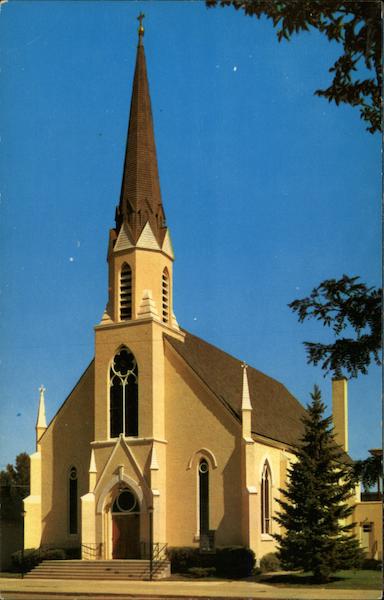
[23,20,357,569]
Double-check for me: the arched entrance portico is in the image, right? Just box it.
[111,487,141,559]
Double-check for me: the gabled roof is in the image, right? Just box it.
[165,329,307,448]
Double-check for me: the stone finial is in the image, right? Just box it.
[150,444,159,470]
[137,289,159,320]
[89,449,97,474]
[89,449,97,492]
[241,363,252,411]
[36,385,47,430]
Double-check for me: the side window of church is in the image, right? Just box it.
[199,459,209,535]
[261,461,272,534]
[162,268,169,323]
[69,466,78,535]
[120,263,132,320]
[110,347,138,438]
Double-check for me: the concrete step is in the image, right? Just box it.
[25,559,170,580]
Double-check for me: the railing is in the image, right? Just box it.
[140,541,168,561]
[153,542,168,561]
[81,543,103,560]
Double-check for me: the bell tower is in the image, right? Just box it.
[102,16,178,329]
[93,18,183,445]
[89,18,184,554]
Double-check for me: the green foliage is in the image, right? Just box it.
[167,545,255,579]
[360,558,382,570]
[215,546,255,578]
[289,275,381,379]
[353,451,382,493]
[64,546,81,559]
[206,1,381,133]
[166,546,202,573]
[274,385,363,583]
[186,566,216,578]
[0,453,30,520]
[255,569,381,589]
[11,547,66,572]
[260,551,281,572]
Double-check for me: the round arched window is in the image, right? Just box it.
[112,489,138,513]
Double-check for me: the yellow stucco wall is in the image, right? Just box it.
[164,342,242,547]
[163,340,294,560]
[108,247,174,323]
[354,501,382,560]
[37,362,95,548]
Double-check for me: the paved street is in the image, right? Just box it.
[0,578,381,600]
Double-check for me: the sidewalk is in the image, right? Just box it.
[0,577,381,600]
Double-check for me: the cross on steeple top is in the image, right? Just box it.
[137,12,145,42]
[39,385,46,395]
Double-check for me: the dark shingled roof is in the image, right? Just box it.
[115,40,166,246]
[165,330,307,448]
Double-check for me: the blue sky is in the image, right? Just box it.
[0,1,381,468]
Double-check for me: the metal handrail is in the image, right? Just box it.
[81,543,103,560]
[140,541,168,562]
[153,542,168,561]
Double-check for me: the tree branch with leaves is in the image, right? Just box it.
[206,0,382,133]
[288,275,381,379]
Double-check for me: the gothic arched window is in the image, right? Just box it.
[120,263,132,321]
[261,461,272,534]
[162,268,169,324]
[69,466,78,534]
[199,459,209,535]
[110,347,138,438]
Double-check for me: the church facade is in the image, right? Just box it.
[24,24,357,565]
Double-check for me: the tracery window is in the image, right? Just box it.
[261,461,272,534]
[120,263,132,321]
[199,459,209,535]
[162,268,169,324]
[69,466,78,535]
[110,347,138,438]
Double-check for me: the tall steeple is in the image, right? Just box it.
[103,16,177,328]
[115,14,166,247]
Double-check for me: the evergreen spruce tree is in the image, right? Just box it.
[274,385,362,583]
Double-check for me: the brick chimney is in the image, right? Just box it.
[332,378,348,452]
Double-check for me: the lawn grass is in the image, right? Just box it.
[257,569,382,590]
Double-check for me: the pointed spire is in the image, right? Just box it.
[150,443,159,470]
[241,364,252,411]
[89,449,97,474]
[36,385,47,431]
[116,17,166,247]
[241,364,253,442]
[89,448,97,492]
[36,385,47,449]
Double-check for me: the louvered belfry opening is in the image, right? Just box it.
[120,263,132,320]
[162,268,169,323]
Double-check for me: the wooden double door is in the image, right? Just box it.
[112,513,140,559]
